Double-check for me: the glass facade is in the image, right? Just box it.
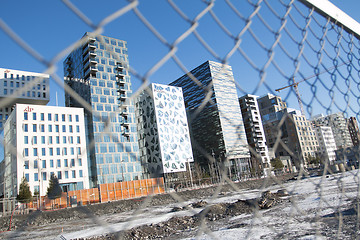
[170,61,250,173]
[64,33,142,185]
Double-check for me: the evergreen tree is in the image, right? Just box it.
[46,174,62,199]
[17,177,33,203]
[271,158,284,170]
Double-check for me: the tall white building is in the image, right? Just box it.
[0,68,50,131]
[3,104,89,197]
[136,83,193,178]
[239,94,270,174]
[314,126,337,165]
[312,113,353,149]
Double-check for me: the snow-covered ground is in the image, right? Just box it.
[3,170,360,239]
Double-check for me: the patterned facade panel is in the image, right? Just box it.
[136,83,193,175]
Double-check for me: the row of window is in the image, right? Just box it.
[3,89,46,98]
[23,147,82,157]
[4,81,46,90]
[24,158,82,169]
[24,112,80,122]
[24,169,83,182]
[24,135,81,145]
[23,123,80,133]
[3,73,47,81]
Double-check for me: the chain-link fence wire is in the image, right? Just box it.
[0,0,360,239]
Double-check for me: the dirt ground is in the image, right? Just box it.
[0,174,295,236]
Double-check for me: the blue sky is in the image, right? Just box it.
[1,0,360,118]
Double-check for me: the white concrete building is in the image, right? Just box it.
[3,104,89,197]
[314,126,337,165]
[239,94,271,174]
[0,68,50,131]
[136,83,194,178]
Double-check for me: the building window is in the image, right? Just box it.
[75,115,79,122]
[56,136,60,144]
[24,136,28,144]
[24,148,29,157]
[41,136,45,144]
[40,113,44,121]
[79,170,83,178]
[76,125,80,133]
[42,172,47,181]
[34,160,38,169]
[62,125,66,132]
[50,160,54,168]
[40,124,45,132]
[65,171,69,179]
[69,125,73,133]
[33,112,36,120]
[49,148,53,156]
[33,136,37,145]
[42,160,46,168]
[68,115,72,122]
[48,113,52,121]
[33,124,37,132]
[41,148,46,156]
[78,158,82,166]
[25,174,29,182]
[57,171,62,179]
[33,148,38,157]
[55,125,59,132]
[24,124,28,132]
[72,170,76,178]
[34,173,38,182]
[24,161,29,169]
[77,136,81,144]
[55,114,58,122]
[56,147,61,155]
[24,112,28,120]
[57,159,61,168]
[71,158,75,167]
[64,159,68,167]
[62,114,65,122]
[48,125,52,132]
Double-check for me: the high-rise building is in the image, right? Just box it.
[135,83,194,178]
[347,117,360,146]
[258,94,318,168]
[63,33,142,185]
[239,94,270,174]
[312,113,353,149]
[0,68,50,131]
[314,125,337,165]
[170,61,250,177]
[2,104,90,197]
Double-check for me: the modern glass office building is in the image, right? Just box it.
[63,33,142,185]
[170,61,250,176]
[0,68,49,132]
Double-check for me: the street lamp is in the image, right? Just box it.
[187,158,194,188]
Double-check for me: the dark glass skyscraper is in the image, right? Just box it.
[170,61,250,176]
[64,33,142,185]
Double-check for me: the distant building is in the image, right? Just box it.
[312,113,353,149]
[170,61,250,178]
[314,126,337,165]
[258,94,318,168]
[0,68,50,132]
[347,117,360,146]
[2,104,90,197]
[335,146,360,168]
[239,94,270,175]
[63,33,142,185]
[135,83,193,179]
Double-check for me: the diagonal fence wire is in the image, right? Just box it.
[0,0,359,239]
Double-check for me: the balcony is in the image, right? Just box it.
[118,94,127,101]
[120,109,129,116]
[122,128,130,136]
[117,86,126,93]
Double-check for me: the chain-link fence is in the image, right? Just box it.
[0,0,360,239]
